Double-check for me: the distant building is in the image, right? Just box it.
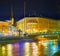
[0,21,10,32]
[16,17,60,34]
[0,12,15,35]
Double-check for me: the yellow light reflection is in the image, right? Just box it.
[38,41,43,56]
[0,45,2,56]
[24,42,30,56]
[7,44,13,56]
[42,40,49,47]
[52,39,57,45]
[2,46,6,56]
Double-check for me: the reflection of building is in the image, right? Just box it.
[16,17,60,34]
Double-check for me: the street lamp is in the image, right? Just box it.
[18,29,22,36]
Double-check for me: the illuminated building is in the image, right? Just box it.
[0,21,10,32]
[0,20,15,36]
[16,17,39,34]
[16,17,60,34]
[0,9,15,36]
[0,6,19,37]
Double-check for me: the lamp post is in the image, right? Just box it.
[18,29,22,37]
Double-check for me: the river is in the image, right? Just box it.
[0,39,59,56]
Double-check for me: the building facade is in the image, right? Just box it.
[0,17,17,36]
[16,17,60,34]
[0,21,10,32]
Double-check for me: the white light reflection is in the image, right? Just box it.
[31,42,38,56]
[24,42,30,56]
[7,44,13,56]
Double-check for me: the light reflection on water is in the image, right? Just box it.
[0,39,59,56]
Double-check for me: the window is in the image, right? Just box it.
[27,19,37,23]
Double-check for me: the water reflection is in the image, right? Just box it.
[7,44,12,56]
[31,42,39,56]
[12,43,19,56]
[49,39,58,56]
[0,39,59,56]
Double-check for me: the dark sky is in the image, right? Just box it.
[0,0,60,22]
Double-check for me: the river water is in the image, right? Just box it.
[0,39,59,56]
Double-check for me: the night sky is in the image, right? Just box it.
[0,0,60,22]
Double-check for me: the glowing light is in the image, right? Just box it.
[7,44,13,56]
[26,29,30,32]
[53,39,58,45]
[42,30,48,32]
[42,40,50,56]
[38,41,43,56]
[38,41,41,44]
[42,40,49,47]
[31,42,39,56]
[2,46,6,55]
[0,45,2,55]
[41,35,44,37]
[49,39,58,56]
[2,46,5,51]
[24,42,30,56]
[38,41,43,47]
[11,18,14,25]
[33,29,36,31]
[2,46,7,56]
[14,43,19,48]
[50,45,58,56]
[19,42,24,56]
[12,43,19,56]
